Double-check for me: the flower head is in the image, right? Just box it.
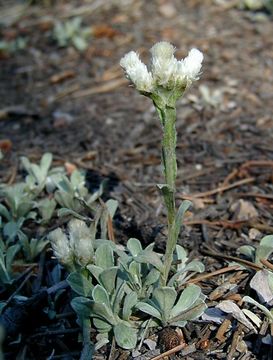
[48,228,74,267]
[120,42,204,99]
[150,41,177,87]
[120,51,154,93]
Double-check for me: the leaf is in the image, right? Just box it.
[71,296,93,319]
[105,199,118,219]
[67,271,93,296]
[242,309,262,328]
[87,264,103,282]
[153,287,177,322]
[123,292,138,320]
[237,245,255,261]
[135,302,162,320]
[40,153,52,177]
[143,268,160,287]
[114,322,138,350]
[170,299,207,323]
[134,251,163,272]
[171,284,201,318]
[174,200,192,241]
[242,296,273,322]
[256,235,273,263]
[98,267,118,294]
[57,208,87,221]
[127,238,142,256]
[0,204,11,221]
[92,285,110,307]
[95,244,114,269]
[93,317,112,333]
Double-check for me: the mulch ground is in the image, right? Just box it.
[0,0,273,359]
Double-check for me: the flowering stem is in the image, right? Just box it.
[157,104,178,285]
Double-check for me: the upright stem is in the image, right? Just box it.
[160,106,177,285]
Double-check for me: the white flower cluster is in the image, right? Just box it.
[120,41,203,93]
[48,219,94,268]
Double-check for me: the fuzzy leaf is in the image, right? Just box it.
[174,200,192,241]
[123,292,138,321]
[256,235,273,263]
[98,267,118,294]
[127,238,143,256]
[171,284,201,318]
[67,271,93,296]
[153,287,177,321]
[95,244,114,269]
[114,322,138,350]
[93,317,112,333]
[136,302,161,320]
[134,251,163,272]
[92,285,110,307]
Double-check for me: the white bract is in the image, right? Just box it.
[120,51,154,93]
[48,228,73,267]
[120,41,203,94]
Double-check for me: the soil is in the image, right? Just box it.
[0,0,273,359]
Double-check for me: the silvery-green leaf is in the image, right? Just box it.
[123,292,138,320]
[87,264,103,282]
[98,267,118,294]
[71,296,93,318]
[135,302,161,320]
[256,235,273,263]
[106,199,118,219]
[4,220,22,241]
[67,271,93,296]
[92,285,110,307]
[40,153,52,176]
[128,261,141,285]
[114,322,138,350]
[170,299,207,323]
[135,251,163,272]
[144,268,160,287]
[169,320,187,327]
[72,36,88,51]
[57,208,87,221]
[237,245,255,261]
[174,200,192,241]
[242,309,262,328]
[0,204,11,221]
[95,333,110,350]
[153,287,177,321]
[171,284,201,318]
[93,317,112,333]
[91,302,117,325]
[174,245,187,268]
[5,244,20,272]
[112,281,126,314]
[127,238,142,256]
[95,244,114,269]
[37,198,56,222]
[242,296,273,321]
[168,261,205,287]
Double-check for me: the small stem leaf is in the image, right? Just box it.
[174,200,192,242]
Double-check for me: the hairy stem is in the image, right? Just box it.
[160,106,177,285]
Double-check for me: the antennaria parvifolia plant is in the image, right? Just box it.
[120,42,204,285]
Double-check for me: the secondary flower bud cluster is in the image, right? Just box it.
[120,41,203,94]
[48,219,94,268]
